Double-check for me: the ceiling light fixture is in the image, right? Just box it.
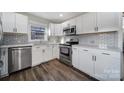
[59,14,63,17]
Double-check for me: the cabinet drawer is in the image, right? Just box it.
[91,49,121,59]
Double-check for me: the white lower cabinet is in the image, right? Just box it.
[72,47,79,69]
[32,44,59,67]
[45,45,53,61]
[94,50,121,81]
[72,46,121,81]
[32,46,45,66]
[78,48,94,76]
[52,44,59,59]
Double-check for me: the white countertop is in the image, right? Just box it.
[72,45,122,52]
[0,44,34,48]
[0,43,60,48]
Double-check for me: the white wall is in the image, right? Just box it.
[17,12,52,43]
[18,12,51,24]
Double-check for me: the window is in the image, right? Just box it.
[29,21,47,41]
[31,26,45,40]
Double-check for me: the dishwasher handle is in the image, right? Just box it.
[11,47,31,50]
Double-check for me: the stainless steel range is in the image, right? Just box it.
[59,39,79,66]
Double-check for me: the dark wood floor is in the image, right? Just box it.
[0,59,95,81]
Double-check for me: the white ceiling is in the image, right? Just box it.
[28,12,84,23]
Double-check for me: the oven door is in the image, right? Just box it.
[59,46,72,65]
[60,46,71,59]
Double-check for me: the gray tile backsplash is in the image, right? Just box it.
[2,34,28,45]
[78,32,118,48]
[62,32,118,48]
[2,31,118,49]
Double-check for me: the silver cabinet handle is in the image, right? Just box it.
[83,49,88,51]
[96,27,98,31]
[36,47,40,48]
[92,56,96,61]
[73,48,77,50]
[94,56,96,61]
[95,27,98,31]
[102,53,110,55]
[13,28,15,32]
[94,27,97,31]
[15,28,17,32]
[13,28,17,32]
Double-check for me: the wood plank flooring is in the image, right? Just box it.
[0,59,95,81]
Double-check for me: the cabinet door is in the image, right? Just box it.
[32,46,44,66]
[52,45,59,59]
[49,23,55,36]
[69,18,76,26]
[54,24,61,36]
[72,47,79,69]
[76,15,83,34]
[15,13,28,34]
[78,48,94,76]
[55,24,63,36]
[62,21,70,28]
[44,45,53,61]
[97,12,121,32]
[82,12,97,33]
[94,51,121,81]
[2,12,15,33]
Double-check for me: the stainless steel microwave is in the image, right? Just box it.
[63,25,76,36]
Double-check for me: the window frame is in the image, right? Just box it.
[28,20,48,42]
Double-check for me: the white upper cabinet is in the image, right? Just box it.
[97,12,121,32]
[76,15,83,34]
[2,12,28,34]
[49,23,63,36]
[15,13,28,34]
[69,18,76,26]
[76,13,97,34]
[74,12,121,34]
[62,19,76,28]
[62,21,70,28]
[82,12,97,33]
[54,24,63,36]
[2,12,15,33]
[49,23,55,36]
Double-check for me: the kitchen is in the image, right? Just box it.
[0,12,123,81]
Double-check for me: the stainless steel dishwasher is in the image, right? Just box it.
[8,46,32,73]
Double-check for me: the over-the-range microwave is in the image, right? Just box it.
[63,25,76,36]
